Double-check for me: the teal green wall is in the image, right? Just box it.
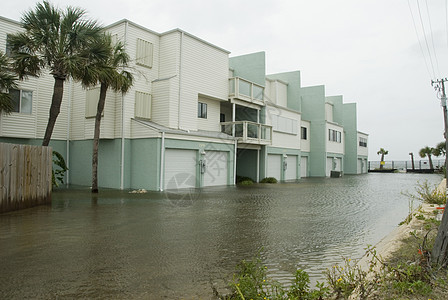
[130,138,160,190]
[342,103,359,174]
[300,85,327,177]
[69,139,123,189]
[266,71,302,111]
[229,52,266,86]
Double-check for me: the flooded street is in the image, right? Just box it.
[0,173,442,299]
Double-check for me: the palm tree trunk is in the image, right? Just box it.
[380,154,384,169]
[91,83,108,193]
[428,154,434,170]
[42,78,65,146]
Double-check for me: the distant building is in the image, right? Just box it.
[0,16,368,191]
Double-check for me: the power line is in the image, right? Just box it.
[416,0,437,78]
[425,0,441,77]
[408,0,434,79]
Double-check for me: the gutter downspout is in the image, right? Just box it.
[120,20,128,190]
[159,131,165,191]
[234,139,237,185]
[66,78,72,186]
[177,31,184,129]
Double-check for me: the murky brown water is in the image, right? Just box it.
[0,173,442,299]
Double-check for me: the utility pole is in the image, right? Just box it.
[431,78,448,265]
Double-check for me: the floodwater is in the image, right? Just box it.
[0,173,442,299]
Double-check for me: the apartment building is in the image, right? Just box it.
[0,16,368,191]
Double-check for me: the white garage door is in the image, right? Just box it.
[301,156,308,178]
[357,159,362,174]
[285,155,297,181]
[267,154,282,180]
[204,151,228,187]
[326,157,333,177]
[335,158,342,172]
[164,149,197,190]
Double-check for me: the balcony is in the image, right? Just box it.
[229,77,264,105]
[221,121,272,145]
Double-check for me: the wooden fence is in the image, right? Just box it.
[0,143,52,213]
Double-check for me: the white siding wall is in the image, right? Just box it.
[178,34,229,131]
[0,18,70,140]
[197,97,220,132]
[326,122,344,154]
[264,79,287,106]
[300,120,311,152]
[357,132,369,156]
[120,23,160,139]
[265,104,301,149]
[276,81,288,107]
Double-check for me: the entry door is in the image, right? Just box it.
[301,156,308,178]
[267,154,282,180]
[357,159,362,174]
[335,158,342,172]
[204,151,228,187]
[164,149,197,190]
[285,155,297,181]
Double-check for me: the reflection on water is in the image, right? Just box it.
[0,173,442,298]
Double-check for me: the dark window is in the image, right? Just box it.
[301,126,307,140]
[220,113,225,122]
[198,102,207,118]
[359,137,367,147]
[9,88,32,114]
[328,129,342,143]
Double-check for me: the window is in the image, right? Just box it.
[85,88,100,118]
[271,115,298,135]
[220,113,225,122]
[135,91,152,119]
[5,34,12,57]
[9,89,32,114]
[198,102,207,118]
[301,127,307,140]
[136,38,153,68]
[328,129,342,143]
[359,137,367,147]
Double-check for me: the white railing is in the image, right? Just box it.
[229,77,264,102]
[221,121,272,145]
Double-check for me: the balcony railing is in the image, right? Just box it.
[229,77,264,103]
[221,121,272,145]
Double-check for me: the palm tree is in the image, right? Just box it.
[433,141,446,157]
[377,148,388,169]
[0,50,17,114]
[78,34,133,193]
[7,1,102,146]
[419,146,434,170]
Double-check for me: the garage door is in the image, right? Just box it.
[285,155,297,181]
[301,156,308,178]
[326,157,333,177]
[204,151,228,187]
[335,158,342,172]
[164,149,197,190]
[267,154,282,180]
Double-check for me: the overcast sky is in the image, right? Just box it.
[3,0,448,161]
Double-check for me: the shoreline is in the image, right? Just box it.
[357,179,446,271]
